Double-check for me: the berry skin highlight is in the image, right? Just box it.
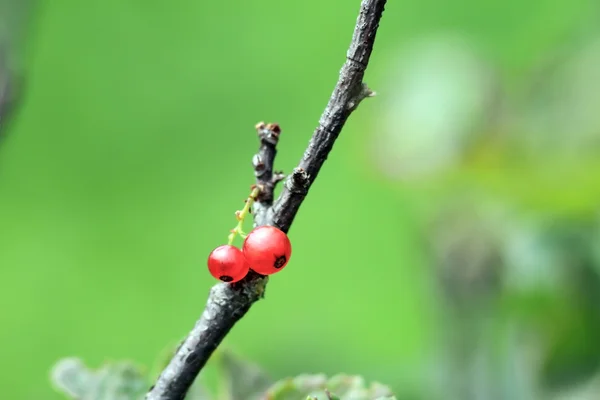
[207,245,249,283]
[242,225,291,275]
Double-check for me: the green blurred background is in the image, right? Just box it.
[2,0,600,399]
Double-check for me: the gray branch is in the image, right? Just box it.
[145,1,386,399]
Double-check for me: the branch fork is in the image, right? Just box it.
[146,1,386,398]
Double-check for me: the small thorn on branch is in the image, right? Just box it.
[272,170,286,185]
[347,83,376,111]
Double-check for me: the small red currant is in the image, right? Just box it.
[207,245,249,283]
[242,225,291,275]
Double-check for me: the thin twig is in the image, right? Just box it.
[145,1,386,399]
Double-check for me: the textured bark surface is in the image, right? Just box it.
[146,1,387,399]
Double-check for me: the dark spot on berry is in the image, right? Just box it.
[274,255,287,269]
[219,275,233,282]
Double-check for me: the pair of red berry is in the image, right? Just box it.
[207,225,292,283]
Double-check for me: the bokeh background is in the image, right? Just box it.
[2,0,600,399]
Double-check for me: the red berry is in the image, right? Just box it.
[207,245,249,283]
[242,226,291,275]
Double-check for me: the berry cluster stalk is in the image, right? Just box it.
[227,186,260,246]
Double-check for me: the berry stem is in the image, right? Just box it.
[227,186,260,246]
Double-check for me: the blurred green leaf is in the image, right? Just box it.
[372,35,499,181]
[263,373,394,400]
[325,389,340,400]
[261,374,326,400]
[50,357,148,400]
[516,35,600,160]
[215,349,274,400]
[541,318,600,391]
[51,356,212,400]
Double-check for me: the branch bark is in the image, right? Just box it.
[145,1,386,399]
